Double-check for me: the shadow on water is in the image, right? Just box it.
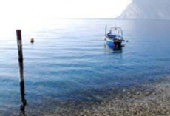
[18,59,27,116]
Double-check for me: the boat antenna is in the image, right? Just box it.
[105,25,107,36]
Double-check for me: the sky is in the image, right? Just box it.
[0,0,131,19]
[0,0,131,37]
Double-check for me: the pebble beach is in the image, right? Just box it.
[39,77,170,116]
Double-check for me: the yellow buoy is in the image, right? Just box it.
[30,38,34,43]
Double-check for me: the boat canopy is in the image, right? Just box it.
[107,27,123,39]
[110,27,123,36]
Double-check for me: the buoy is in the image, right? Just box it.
[30,38,34,43]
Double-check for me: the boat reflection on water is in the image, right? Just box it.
[104,43,123,53]
[18,58,27,116]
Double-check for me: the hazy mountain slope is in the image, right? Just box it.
[118,0,170,20]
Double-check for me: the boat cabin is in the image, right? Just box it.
[107,27,123,40]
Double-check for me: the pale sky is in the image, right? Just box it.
[0,0,131,19]
[0,0,131,37]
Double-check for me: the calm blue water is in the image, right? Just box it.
[0,19,170,115]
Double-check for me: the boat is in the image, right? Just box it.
[104,26,124,50]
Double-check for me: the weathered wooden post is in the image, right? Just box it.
[16,30,23,60]
[16,30,27,114]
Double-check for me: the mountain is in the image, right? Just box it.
[118,0,170,20]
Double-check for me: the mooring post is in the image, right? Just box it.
[16,30,27,114]
[16,30,23,60]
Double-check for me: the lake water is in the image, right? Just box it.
[0,19,170,115]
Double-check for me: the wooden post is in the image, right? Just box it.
[16,30,27,114]
[18,56,27,113]
[16,30,23,60]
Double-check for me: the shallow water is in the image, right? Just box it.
[0,19,170,115]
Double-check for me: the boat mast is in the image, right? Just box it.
[105,25,107,36]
